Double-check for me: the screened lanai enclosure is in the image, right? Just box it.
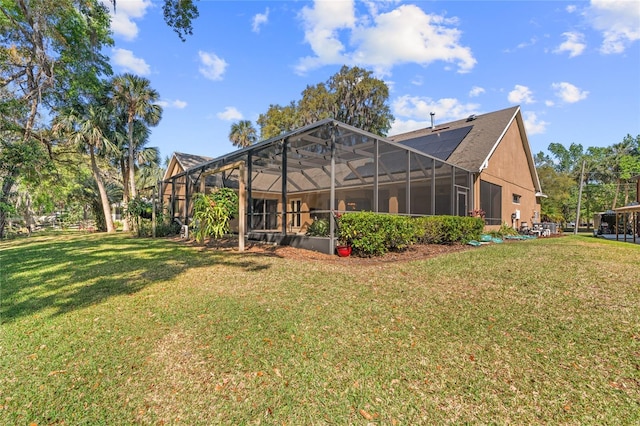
[161,119,474,254]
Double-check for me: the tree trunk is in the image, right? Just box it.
[623,181,629,206]
[127,119,137,199]
[127,118,137,233]
[120,157,130,231]
[612,179,620,210]
[90,146,115,233]
[0,174,17,238]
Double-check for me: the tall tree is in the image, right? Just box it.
[257,66,394,140]
[327,65,393,136]
[1,0,112,145]
[53,103,117,233]
[108,0,198,41]
[110,74,162,201]
[0,129,50,237]
[1,0,112,235]
[547,142,585,177]
[257,102,300,140]
[536,165,576,223]
[607,134,640,208]
[229,120,257,148]
[297,83,333,126]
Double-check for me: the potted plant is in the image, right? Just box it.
[333,212,352,257]
[336,242,352,257]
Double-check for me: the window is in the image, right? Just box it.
[251,199,278,230]
[480,180,502,225]
[289,199,301,228]
[512,194,521,204]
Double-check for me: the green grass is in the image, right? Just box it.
[1,233,639,424]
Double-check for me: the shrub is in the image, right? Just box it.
[415,216,446,244]
[157,220,181,237]
[306,217,330,237]
[488,222,519,238]
[135,218,181,238]
[333,213,484,257]
[192,188,239,243]
[338,212,420,257]
[415,216,484,244]
[127,197,154,235]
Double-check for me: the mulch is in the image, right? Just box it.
[177,236,475,264]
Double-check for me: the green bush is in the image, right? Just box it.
[306,217,330,237]
[338,212,420,257]
[414,215,484,244]
[135,218,181,238]
[333,213,485,257]
[488,222,519,238]
[415,216,446,244]
[192,188,239,243]
[156,220,181,237]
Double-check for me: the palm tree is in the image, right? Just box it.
[53,104,117,233]
[107,116,157,231]
[229,120,257,148]
[110,74,162,200]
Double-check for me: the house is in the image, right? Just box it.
[161,106,543,253]
[389,105,544,229]
[161,152,213,225]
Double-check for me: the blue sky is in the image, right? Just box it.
[101,0,640,162]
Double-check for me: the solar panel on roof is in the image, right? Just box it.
[399,125,473,161]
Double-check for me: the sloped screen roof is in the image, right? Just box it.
[398,125,473,161]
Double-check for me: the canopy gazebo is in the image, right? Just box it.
[613,203,640,244]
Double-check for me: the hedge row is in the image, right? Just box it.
[337,212,485,257]
[413,215,485,245]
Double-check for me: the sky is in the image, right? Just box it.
[101,0,640,162]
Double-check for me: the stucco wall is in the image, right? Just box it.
[474,120,541,229]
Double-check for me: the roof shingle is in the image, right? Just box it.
[389,106,520,172]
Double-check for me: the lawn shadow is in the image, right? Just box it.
[0,233,273,324]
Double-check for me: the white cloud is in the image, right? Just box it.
[469,86,485,97]
[503,37,539,54]
[173,100,187,109]
[554,31,586,57]
[566,5,577,13]
[157,99,187,109]
[552,82,589,103]
[111,48,150,75]
[508,85,535,104]
[296,0,356,72]
[388,95,480,135]
[252,8,269,33]
[296,2,475,76]
[587,0,640,54]
[517,37,538,49]
[410,75,423,86]
[523,111,548,135]
[198,51,228,81]
[101,0,152,41]
[388,118,430,136]
[217,107,243,121]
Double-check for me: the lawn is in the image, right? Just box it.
[1,233,638,424]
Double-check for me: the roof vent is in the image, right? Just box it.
[467,114,477,121]
[430,112,435,129]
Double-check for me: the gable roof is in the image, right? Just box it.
[173,152,214,170]
[389,106,543,194]
[162,152,214,181]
